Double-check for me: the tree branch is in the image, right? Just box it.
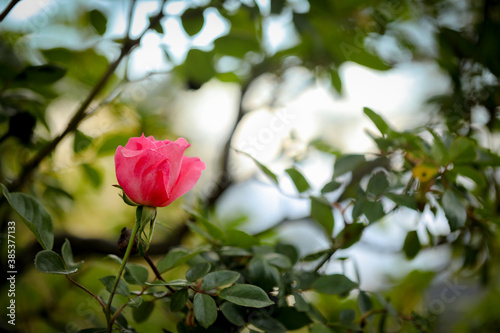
[0,0,21,22]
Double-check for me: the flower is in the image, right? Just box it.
[114,134,205,207]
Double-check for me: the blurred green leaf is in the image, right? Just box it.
[35,250,77,274]
[275,243,299,265]
[310,323,334,333]
[15,64,66,84]
[2,184,54,250]
[170,289,188,311]
[403,230,421,260]
[74,130,93,153]
[193,293,217,329]
[385,193,418,210]
[179,49,215,86]
[330,69,342,94]
[293,292,309,312]
[321,180,341,194]
[201,270,240,290]
[428,129,448,164]
[449,137,477,164]
[97,133,130,156]
[285,167,310,193]
[334,154,366,177]
[270,0,286,14]
[219,284,274,308]
[186,262,211,282]
[133,301,155,323]
[276,307,312,330]
[221,302,246,326]
[358,291,372,313]
[224,229,259,248]
[454,165,486,189]
[100,275,130,297]
[81,163,102,189]
[61,238,83,272]
[123,263,149,285]
[364,107,390,135]
[310,196,334,236]
[249,255,281,292]
[127,296,143,308]
[442,189,466,231]
[367,172,389,196]
[249,311,287,333]
[181,8,205,36]
[88,9,107,35]
[263,252,292,269]
[311,274,357,295]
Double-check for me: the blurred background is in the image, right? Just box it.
[1,0,500,332]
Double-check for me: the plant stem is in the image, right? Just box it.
[66,275,106,311]
[106,219,140,333]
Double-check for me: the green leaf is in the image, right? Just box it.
[311,274,357,295]
[133,301,155,323]
[276,307,312,330]
[271,0,286,14]
[236,150,278,184]
[340,309,355,323]
[249,311,287,333]
[275,243,299,265]
[123,264,149,285]
[442,189,466,231]
[385,193,418,210]
[330,69,342,94]
[334,154,366,177]
[249,256,281,292]
[179,49,215,86]
[293,292,309,312]
[301,249,329,262]
[15,64,66,84]
[170,289,188,311]
[285,167,310,193]
[367,172,389,196]
[193,293,217,329]
[219,284,274,308]
[310,196,334,236]
[221,302,246,326]
[219,246,252,256]
[2,184,54,250]
[35,250,78,274]
[127,296,143,308]
[310,323,334,333]
[454,166,486,189]
[181,8,205,36]
[338,223,365,249]
[264,252,292,269]
[157,247,201,273]
[97,133,130,156]
[363,107,390,135]
[99,275,130,297]
[403,231,421,260]
[358,291,372,313]
[74,130,93,153]
[147,279,191,287]
[224,229,259,249]
[61,239,83,272]
[81,163,102,189]
[354,199,384,223]
[89,9,107,35]
[148,16,164,34]
[201,270,240,290]
[449,137,477,164]
[185,208,225,241]
[321,181,341,194]
[76,329,107,333]
[428,129,448,164]
[186,262,212,282]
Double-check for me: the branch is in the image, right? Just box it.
[0,0,21,22]
[66,275,106,310]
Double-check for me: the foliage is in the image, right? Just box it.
[1,0,500,332]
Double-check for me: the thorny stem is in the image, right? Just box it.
[106,219,140,333]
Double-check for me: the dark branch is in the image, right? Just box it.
[0,0,21,22]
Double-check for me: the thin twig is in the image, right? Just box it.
[66,275,106,310]
[0,0,21,22]
[144,252,175,293]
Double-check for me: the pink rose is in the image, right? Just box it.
[114,134,205,207]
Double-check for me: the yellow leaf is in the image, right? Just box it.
[412,164,439,182]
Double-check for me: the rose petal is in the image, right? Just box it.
[115,147,171,207]
[159,156,205,207]
[156,138,191,192]
[124,133,157,151]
